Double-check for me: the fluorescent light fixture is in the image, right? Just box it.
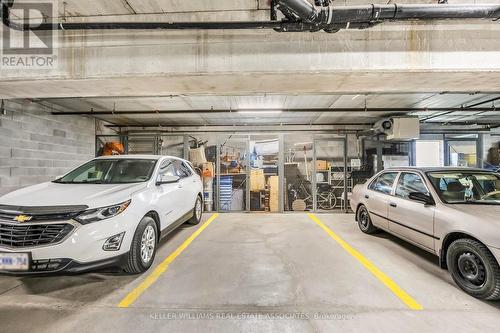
[238,110,282,115]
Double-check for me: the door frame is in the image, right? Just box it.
[361,137,415,174]
[313,135,349,213]
[444,137,482,168]
[216,134,249,212]
[216,133,285,213]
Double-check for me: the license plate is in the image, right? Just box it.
[0,253,30,271]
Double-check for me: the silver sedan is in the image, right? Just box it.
[350,167,500,300]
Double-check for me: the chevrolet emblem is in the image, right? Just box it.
[14,215,32,223]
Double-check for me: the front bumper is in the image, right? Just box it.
[1,252,129,275]
[0,207,142,274]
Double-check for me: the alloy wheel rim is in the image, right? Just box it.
[140,225,156,264]
[359,209,369,229]
[195,199,202,220]
[457,252,486,288]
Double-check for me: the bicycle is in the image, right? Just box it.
[288,180,339,210]
[316,183,338,210]
[288,179,313,211]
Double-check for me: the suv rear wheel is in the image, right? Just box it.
[446,238,500,300]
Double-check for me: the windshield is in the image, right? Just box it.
[54,159,157,184]
[427,171,500,205]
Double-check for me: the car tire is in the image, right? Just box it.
[446,238,500,300]
[357,205,378,234]
[187,196,203,225]
[123,216,158,274]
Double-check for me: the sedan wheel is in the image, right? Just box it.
[457,252,486,288]
[357,205,378,234]
[447,238,500,300]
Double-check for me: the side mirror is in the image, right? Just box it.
[409,192,434,205]
[156,175,180,186]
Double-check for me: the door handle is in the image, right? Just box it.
[390,202,397,208]
[364,195,369,199]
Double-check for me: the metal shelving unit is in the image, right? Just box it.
[329,165,353,211]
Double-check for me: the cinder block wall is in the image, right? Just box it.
[0,100,95,196]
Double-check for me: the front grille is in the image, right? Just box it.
[0,223,74,248]
[31,258,72,272]
[0,205,88,222]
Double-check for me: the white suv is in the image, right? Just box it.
[0,155,203,274]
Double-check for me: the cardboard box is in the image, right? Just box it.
[316,160,328,171]
[250,169,266,191]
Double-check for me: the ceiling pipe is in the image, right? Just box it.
[51,107,500,116]
[106,123,371,128]
[103,124,372,134]
[2,0,499,33]
[420,96,500,122]
[104,125,492,134]
[278,0,319,23]
[275,1,500,32]
[0,0,280,30]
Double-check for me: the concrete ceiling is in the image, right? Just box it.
[3,0,500,129]
[40,92,500,127]
[49,1,496,19]
[55,0,268,17]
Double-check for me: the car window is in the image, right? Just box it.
[428,172,500,204]
[158,159,176,178]
[175,161,192,178]
[369,172,398,195]
[395,172,429,199]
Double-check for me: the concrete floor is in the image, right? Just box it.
[1,213,500,332]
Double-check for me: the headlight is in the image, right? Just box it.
[75,200,131,224]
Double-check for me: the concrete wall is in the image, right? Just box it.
[0,100,95,196]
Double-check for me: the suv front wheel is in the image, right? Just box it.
[124,216,158,274]
[187,196,203,225]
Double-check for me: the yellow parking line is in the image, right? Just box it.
[307,213,423,311]
[118,213,219,308]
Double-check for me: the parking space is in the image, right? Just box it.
[2,1,500,331]
[1,213,499,332]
